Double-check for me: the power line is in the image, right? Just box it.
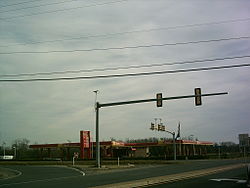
[0,0,128,20]
[1,55,250,77]
[0,0,79,13]
[0,36,249,55]
[0,63,249,82]
[1,17,250,48]
[0,0,42,9]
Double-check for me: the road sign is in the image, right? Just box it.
[194,88,202,106]
[156,93,163,107]
[74,152,79,159]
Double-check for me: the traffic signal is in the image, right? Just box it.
[150,123,155,130]
[156,93,163,107]
[158,124,162,131]
[157,124,165,131]
[194,88,202,106]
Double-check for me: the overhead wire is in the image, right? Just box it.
[1,17,250,48]
[0,36,249,55]
[1,55,250,77]
[0,0,80,13]
[0,0,128,20]
[0,63,249,82]
[0,0,42,8]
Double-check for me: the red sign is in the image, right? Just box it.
[80,131,90,149]
[80,131,91,159]
[83,131,90,148]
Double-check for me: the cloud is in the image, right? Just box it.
[0,0,250,145]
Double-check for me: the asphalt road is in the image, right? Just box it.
[0,159,248,188]
[151,166,247,188]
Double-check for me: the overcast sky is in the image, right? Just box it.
[0,0,250,146]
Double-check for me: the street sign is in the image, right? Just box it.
[156,93,163,107]
[74,152,79,159]
[194,88,202,106]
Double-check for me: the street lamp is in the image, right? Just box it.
[93,90,99,109]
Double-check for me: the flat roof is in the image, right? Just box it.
[29,140,213,149]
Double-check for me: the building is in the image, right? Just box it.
[29,131,214,160]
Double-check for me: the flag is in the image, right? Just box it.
[176,122,181,139]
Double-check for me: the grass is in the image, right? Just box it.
[0,159,194,166]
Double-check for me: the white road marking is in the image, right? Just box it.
[0,167,22,180]
[63,166,86,176]
[210,178,247,183]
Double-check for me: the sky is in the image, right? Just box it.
[0,0,250,146]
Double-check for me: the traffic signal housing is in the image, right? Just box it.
[150,123,155,130]
[156,93,163,107]
[194,88,202,106]
[157,124,165,131]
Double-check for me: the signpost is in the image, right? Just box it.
[72,152,79,166]
[94,89,228,168]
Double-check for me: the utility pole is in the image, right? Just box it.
[94,90,228,168]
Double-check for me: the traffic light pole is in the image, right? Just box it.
[165,130,176,160]
[95,102,100,168]
[95,91,228,168]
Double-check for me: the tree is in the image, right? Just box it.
[12,138,30,159]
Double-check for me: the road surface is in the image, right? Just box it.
[0,159,248,188]
[150,166,247,188]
